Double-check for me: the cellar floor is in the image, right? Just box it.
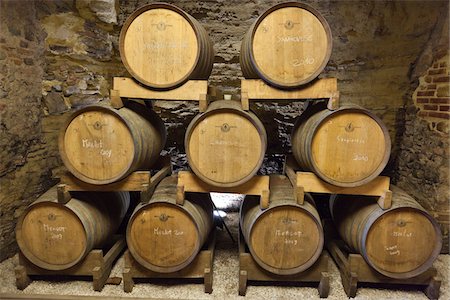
[0,213,448,300]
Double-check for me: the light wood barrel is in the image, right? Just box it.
[330,185,442,279]
[185,100,267,187]
[291,106,391,187]
[240,2,332,89]
[126,176,213,273]
[119,3,214,89]
[240,175,323,275]
[59,101,166,185]
[15,187,130,271]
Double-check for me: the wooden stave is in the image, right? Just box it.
[58,102,166,185]
[15,186,130,271]
[119,2,215,90]
[240,1,333,89]
[291,106,391,187]
[185,100,267,187]
[330,185,443,279]
[240,175,324,275]
[126,176,213,273]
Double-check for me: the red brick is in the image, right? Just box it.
[418,111,429,118]
[427,84,437,90]
[430,97,450,104]
[428,69,445,75]
[433,76,450,83]
[429,111,450,119]
[417,91,435,96]
[439,105,450,112]
[424,104,438,110]
[416,98,429,103]
[433,63,439,68]
[440,62,448,68]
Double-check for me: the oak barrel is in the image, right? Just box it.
[240,175,323,275]
[15,187,130,271]
[59,101,166,185]
[330,185,442,279]
[291,106,391,187]
[126,176,213,273]
[119,3,214,89]
[240,2,332,89]
[185,100,267,187]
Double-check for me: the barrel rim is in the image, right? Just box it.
[247,1,333,89]
[185,106,267,187]
[58,105,138,185]
[119,2,201,89]
[245,201,324,275]
[306,106,392,187]
[15,201,88,271]
[361,206,443,279]
[126,201,202,273]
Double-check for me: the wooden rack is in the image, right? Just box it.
[238,230,330,297]
[285,156,392,209]
[177,171,270,208]
[57,156,172,204]
[326,238,441,299]
[240,78,340,111]
[15,236,125,291]
[110,77,217,112]
[122,231,216,293]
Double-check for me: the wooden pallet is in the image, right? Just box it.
[122,230,216,293]
[177,171,270,209]
[111,77,217,112]
[238,230,330,297]
[240,78,340,111]
[285,156,392,209]
[56,156,172,204]
[326,238,441,299]
[15,236,125,291]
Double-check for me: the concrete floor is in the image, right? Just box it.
[0,212,448,299]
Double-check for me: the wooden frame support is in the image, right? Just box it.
[15,237,126,292]
[326,239,441,299]
[240,78,340,111]
[57,156,171,203]
[238,230,330,297]
[177,171,270,209]
[123,230,216,293]
[112,77,213,112]
[285,157,392,209]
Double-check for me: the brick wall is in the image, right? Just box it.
[415,54,450,123]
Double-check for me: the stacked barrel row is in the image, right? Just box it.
[14,1,443,294]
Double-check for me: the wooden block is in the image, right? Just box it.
[199,94,209,112]
[241,78,338,100]
[122,267,134,293]
[60,171,151,192]
[239,270,248,296]
[113,77,208,101]
[204,267,213,294]
[241,92,250,111]
[14,265,31,290]
[56,184,71,204]
[327,91,340,110]
[318,272,330,298]
[297,172,390,197]
[177,171,269,198]
[377,189,392,209]
[110,89,124,109]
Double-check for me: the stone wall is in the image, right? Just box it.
[0,0,52,261]
[395,10,449,252]
[0,0,449,260]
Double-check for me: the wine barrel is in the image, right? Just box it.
[185,100,267,187]
[240,2,332,89]
[119,3,214,89]
[59,101,166,185]
[330,185,442,279]
[126,176,213,273]
[15,187,130,271]
[291,106,391,187]
[240,175,323,275]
